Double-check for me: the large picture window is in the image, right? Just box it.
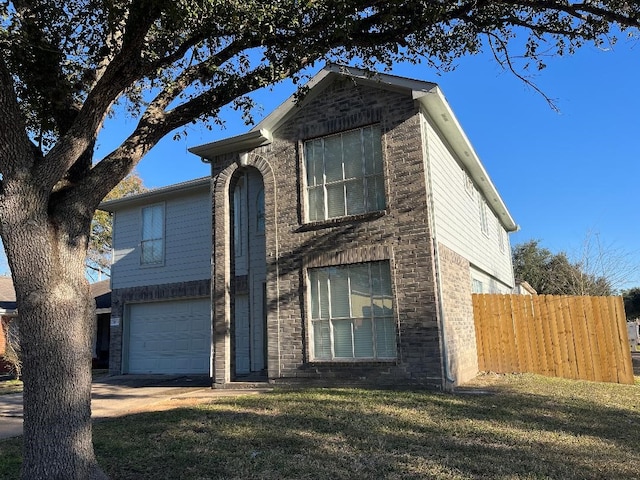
[308,261,396,360]
[305,125,385,221]
[141,204,164,265]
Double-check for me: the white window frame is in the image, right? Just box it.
[307,261,396,361]
[140,203,165,266]
[303,125,385,222]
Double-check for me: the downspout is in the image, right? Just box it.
[421,114,456,390]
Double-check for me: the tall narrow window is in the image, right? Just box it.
[141,204,164,265]
[233,178,244,257]
[479,199,489,236]
[308,261,396,360]
[305,125,385,221]
[256,187,265,234]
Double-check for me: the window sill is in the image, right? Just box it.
[308,359,397,365]
[297,210,386,232]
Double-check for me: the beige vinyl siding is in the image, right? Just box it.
[111,191,211,289]
[421,111,514,288]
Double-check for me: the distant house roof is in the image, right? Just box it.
[189,64,518,232]
[0,277,111,314]
[0,277,16,312]
[90,279,111,312]
[99,177,210,212]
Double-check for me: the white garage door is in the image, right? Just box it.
[127,298,211,374]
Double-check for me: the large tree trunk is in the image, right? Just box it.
[1,182,108,479]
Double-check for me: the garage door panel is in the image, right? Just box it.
[128,299,211,374]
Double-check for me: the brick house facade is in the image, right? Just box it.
[103,66,517,390]
[190,66,517,389]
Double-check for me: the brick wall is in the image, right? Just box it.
[437,243,478,384]
[210,77,445,388]
[109,279,211,374]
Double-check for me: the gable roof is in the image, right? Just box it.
[99,177,210,212]
[189,65,517,232]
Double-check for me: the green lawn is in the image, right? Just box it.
[1,373,639,479]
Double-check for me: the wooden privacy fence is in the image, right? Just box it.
[472,294,635,384]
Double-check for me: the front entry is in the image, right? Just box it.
[232,169,267,378]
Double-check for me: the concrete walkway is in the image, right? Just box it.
[0,375,270,440]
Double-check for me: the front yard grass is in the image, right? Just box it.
[1,373,639,479]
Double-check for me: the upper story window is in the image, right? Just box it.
[304,125,385,222]
[308,260,396,361]
[497,219,505,252]
[141,204,164,265]
[479,199,489,236]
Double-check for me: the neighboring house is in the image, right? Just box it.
[0,276,112,372]
[0,277,17,374]
[102,65,518,389]
[91,279,112,368]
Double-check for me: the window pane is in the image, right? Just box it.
[309,270,320,319]
[141,239,162,264]
[372,125,383,174]
[353,318,374,357]
[363,126,375,175]
[142,205,163,240]
[375,317,396,358]
[372,261,393,316]
[307,186,324,222]
[305,139,323,186]
[342,130,362,179]
[150,207,163,238]
[329,268,350,318]
[324,135,343,182]
[313,319,331,359]
[366,174,385,212]
[349,264,371,318]
[332,319,353,357]
[256,188,265,233]
[326,183,345,218]
[345,179,365,215]
[319,271,330,319]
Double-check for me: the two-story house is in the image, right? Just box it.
[101,65,517,390]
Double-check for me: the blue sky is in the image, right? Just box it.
[2,35,639,289]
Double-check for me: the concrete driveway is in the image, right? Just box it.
[0,375,268,440]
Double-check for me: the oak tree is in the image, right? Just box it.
[1,1,639,478]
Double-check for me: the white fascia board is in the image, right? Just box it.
[188,129,273,161]
[416,87,518,232]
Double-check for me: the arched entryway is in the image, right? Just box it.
[231,167,267,379]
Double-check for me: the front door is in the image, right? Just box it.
[232,169,266,378]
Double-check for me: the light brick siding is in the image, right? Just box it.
[109,279,211,374]
[210,78,445,388]
[437,243,478,384]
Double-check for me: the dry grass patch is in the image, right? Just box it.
[1,373,638,479]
